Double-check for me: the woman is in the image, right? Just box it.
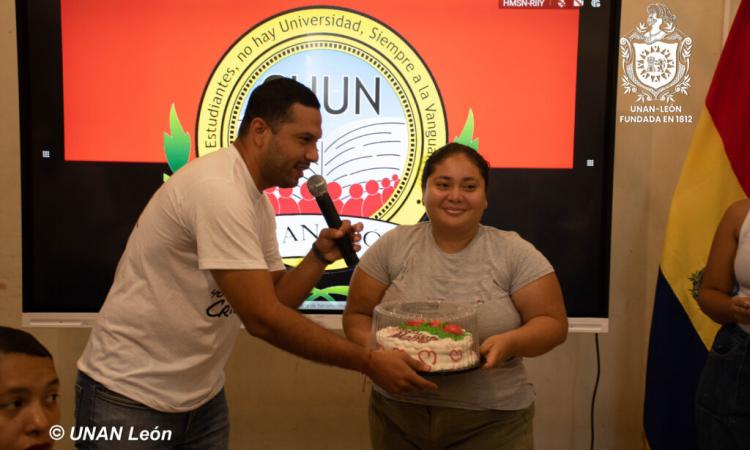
[695,198,750,449]
[343,143,568,450]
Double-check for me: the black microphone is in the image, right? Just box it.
[306,175,359,267]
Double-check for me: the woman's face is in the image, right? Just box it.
[423,153,487,233]
[0,354,60,450]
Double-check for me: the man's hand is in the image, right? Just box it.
[363,349,438,394]
[314,220,363,263]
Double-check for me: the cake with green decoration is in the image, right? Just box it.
[374,318,480,372]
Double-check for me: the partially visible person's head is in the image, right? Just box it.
[421,143,489,193]
[237,76,321,137]
[421,143,489,233]
[0,327,60,450]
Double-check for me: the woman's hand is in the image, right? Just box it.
[731,295,750,324]
[479,334,513,369]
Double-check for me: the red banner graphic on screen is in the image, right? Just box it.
[60,0,578,169]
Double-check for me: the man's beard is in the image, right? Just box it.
[262,140,299,188]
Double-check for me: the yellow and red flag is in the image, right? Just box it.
[644,1,750,448]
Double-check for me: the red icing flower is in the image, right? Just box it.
[429,320,441,327]
[406,319,425,326]
[443,324,464,335]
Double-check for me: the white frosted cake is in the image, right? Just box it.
[373,301,480,373]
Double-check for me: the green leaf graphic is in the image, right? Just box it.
[306,285,350,302]
[163,104,191,175]
[453,109,479,151]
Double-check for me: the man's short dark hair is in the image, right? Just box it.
[237,76,320,136]
[421,143,490,192]
[0,326,52,359]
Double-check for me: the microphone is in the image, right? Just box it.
[306,175,359,267]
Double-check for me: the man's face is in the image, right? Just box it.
[0,354,60,450]
[260,103,322,188]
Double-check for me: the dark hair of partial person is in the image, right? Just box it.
[0,326,52,358]
[421,143,490,192]
[237,76,320,136]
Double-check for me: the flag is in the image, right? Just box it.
[644,1,750,448]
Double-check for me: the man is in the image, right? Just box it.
[75,77,435,449]
[0,326,60,450]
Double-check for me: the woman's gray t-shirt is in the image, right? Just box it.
[358,222,554,411]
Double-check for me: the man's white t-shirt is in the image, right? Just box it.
[78,145,284,412]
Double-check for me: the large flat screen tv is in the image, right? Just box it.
[17,0,620,330]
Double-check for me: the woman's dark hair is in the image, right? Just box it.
[237,76,320,136]
[0,326,52,358]
[421,143,490,191]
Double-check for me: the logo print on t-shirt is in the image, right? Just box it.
[206,289,235,318]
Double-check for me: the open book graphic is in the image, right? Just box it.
[308,117,407,196]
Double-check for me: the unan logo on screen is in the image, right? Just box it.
[620,3,692,103]
[618,3,694,125]
[195,7,447,270]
